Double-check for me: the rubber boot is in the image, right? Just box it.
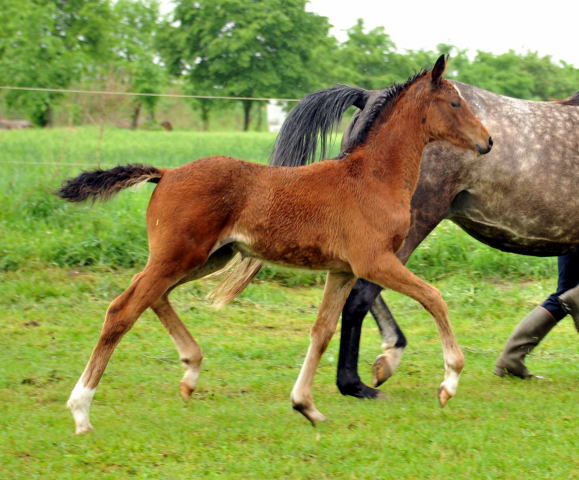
[494,307,558,378]
[558,285,579,333]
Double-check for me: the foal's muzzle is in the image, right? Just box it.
[476,136,493,155]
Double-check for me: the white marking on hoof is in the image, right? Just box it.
[442,366,460,397]
[179,367,200,402]
[438,385,452,408]
[382,345,404,372]
[67,381,95,434]
[182,368,200,390]
[438,364,461,407]
[290,388,326,426]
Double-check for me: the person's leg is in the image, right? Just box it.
[557,248,579,332]
[543,249,579,320]
[495,251,578,378]
[559,285,579,332]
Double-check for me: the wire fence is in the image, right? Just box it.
[0,161,104,167]
[0,83,298,137]
[0,84,319,171]
[0,85,300,102]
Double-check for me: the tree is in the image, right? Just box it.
[161,0,333,130]
[111,0,165,128]
[518,52,579,100]
[456,51,535,99]
[452,50,578,101]
[330,19,409,89]
[0,0,113,126]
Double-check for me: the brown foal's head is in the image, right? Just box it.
[421,55,493,154]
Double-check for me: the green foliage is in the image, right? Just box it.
[111,0,166,124]
[1,2,578,129]
[455,50,579,100]
[0,128,277,271]
[162,0,333,129]
[330,19,408,89]
[0,128,555,287]
[0,0,114,125]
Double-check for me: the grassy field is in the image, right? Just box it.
[1,128,577,479]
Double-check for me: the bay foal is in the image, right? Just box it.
[59,55,492,433]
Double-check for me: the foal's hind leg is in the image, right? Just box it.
[67,260,200,434]
[357,254,464,407]
[150,246,236,402]
[151,295,203,401]
[291,272,356,425]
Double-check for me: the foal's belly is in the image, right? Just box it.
[233,239,351,272]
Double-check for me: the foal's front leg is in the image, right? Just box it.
[358,254,464,407]
[291,272,356,425]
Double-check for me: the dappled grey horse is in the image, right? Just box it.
[261,81,579,397]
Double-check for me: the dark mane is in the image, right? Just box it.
[560,91,579,106]
[345,70,428,152]
[270,71,428,167]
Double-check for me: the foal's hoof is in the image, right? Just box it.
[293,404,327,426]
[75,423,94,435]
[437,385,452,408]
[372,354,394,387]
[179,382,194,402]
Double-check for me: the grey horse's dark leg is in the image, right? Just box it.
[335,168,457,398]
[337,279,384,398]
[336,285,408,398]
[369,295,407,387]
[336,223,442,397]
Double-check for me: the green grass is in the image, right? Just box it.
[0,128,577,479]
[0,127,556,281]
[1,269,577,479]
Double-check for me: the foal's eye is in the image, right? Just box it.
[450,101,461,108]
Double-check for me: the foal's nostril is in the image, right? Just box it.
[476,142,492,155]
[488,136,494,148]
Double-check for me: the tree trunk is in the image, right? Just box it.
[255,102,264,131]
[146,106,156,124]
[131,101,142,129]
[200,102,210,131]
[33,102,54,127]
[242,100,253,131]
[45,103,54,127]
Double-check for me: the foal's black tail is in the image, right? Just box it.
[56,164,162,203]
[271,84,369,167]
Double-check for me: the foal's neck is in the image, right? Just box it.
[351,97,430,201]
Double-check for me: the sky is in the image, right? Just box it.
[306,0,579,67]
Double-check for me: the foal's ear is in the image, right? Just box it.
[431,54,449,86]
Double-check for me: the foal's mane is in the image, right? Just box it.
[270,71,428,167]
[559,91,579,106]
[344,71,428,153]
